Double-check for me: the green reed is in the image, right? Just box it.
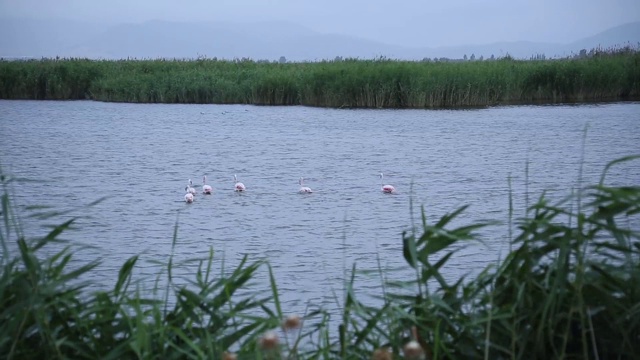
[1,47,638,108]
[1,155,639,359]
[0,170,318,359]
[333,155,640,360]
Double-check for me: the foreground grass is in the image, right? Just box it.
[1,155,639,359]
[0,47,639,108]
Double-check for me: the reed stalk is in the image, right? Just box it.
[1,155,638,359]
[1,47,638,108]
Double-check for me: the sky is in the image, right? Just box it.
[1,0,639,47]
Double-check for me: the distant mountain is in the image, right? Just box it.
[569,21,640,53]
[1,17,638,61]
[0,18,109,58]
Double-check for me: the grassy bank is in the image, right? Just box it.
[1,156,639,359]
[1,48,639,108]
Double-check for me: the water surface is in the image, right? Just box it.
[1,100,639,317]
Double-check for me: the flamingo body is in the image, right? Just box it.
[234,175,246,192]
[298,177,313,193]
[202,176,213,194]
[184,191,194,203]
[380,173,396,194]
[187,179,197,196]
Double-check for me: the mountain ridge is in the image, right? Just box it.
[1,17,638,61]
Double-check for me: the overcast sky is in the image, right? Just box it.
[1,0,638,47]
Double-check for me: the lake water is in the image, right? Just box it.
[1,100,639,320]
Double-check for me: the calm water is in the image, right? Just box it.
[1,100,639,318]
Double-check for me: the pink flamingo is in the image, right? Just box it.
[202,175,213,194]
[184,188,194,203]
[234,174,246,192]
[298,177,313,193]
[380,173,396,193]
[187,179,197,196]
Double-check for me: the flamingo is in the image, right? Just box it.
[184,188,194,203]
[380,173,396,193]
[234,174,246,192]
[187,179,197,196]
[202,175,213,194]
[298,177,313,193]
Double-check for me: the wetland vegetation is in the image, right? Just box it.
[0,47,638,109]
[1,155,639,359]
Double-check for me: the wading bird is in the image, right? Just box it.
[187,179,197,196]
[202,175,213,194]
[234,174,246,192]
[298,177,313,193]
[380,173,395,194]
[184,189,194,203]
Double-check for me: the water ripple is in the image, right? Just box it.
[1,100,639,316]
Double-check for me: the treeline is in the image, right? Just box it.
[0,47,638,108]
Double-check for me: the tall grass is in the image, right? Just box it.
[327,156,640,360]
[1,47,638,108]
[1,155,639,359]
[0,170,316,359]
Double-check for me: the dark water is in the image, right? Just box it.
[1,100,639,317]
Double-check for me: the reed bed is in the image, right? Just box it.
[0,48,638,108]
[1,155,639,359]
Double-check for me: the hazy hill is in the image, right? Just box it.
[570,21,640,53]
[1,17,638,61]
[0,18,109,58]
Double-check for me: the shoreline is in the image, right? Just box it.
[2,97,638,110]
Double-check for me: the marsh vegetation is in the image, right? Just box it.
[1,155,638,359]
[1,47,638,109]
